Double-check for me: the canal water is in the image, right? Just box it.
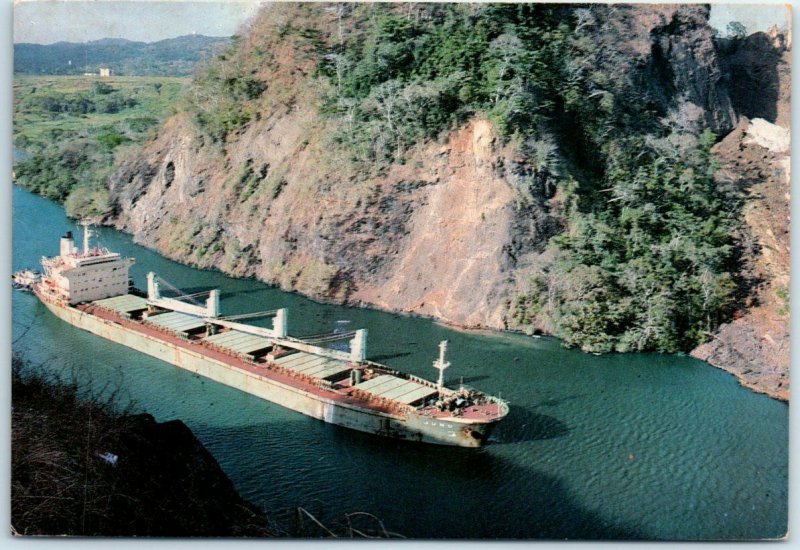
[11,185,787,540]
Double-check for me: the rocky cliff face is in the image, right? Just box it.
[107,3,562,328]
[608,4,737,134]
[110,111,556,327]
[105,4,788,397]
[718,26,791,128]
[692,28,791,400]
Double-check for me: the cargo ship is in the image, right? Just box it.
[15,223,509,447]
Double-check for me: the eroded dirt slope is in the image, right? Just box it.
[108,4,559,329]
[692,116,790,400]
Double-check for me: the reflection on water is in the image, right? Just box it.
[11,186,788,539]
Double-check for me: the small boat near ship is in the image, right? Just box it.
[14,223,509,447]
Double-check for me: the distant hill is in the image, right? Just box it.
[14,35,232,76]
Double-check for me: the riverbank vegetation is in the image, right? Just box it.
[13,76,188,218]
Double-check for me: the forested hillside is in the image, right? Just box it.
[14,35,230,77]
[298,4,740,354]
[15,4,789,398]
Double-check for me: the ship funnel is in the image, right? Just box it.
[272,308,288,338]
[206,289,220,318]
[60,231,77,257]
[432,340,451,390]
[350,329,367,363]
[146,272,161,300]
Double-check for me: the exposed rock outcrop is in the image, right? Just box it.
[717,25,791,128]
[614,4,737,134]
[692,116,790,400]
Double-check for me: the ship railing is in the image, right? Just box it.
[483,394,510,414]
[407,374,438,388]
[348,387,413,414]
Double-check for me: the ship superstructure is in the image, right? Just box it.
[39,222,134,304]
[17,224,509,447]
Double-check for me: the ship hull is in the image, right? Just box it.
[36,296,497,447]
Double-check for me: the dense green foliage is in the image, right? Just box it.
[318,4,566,162]
[318,4,741,352]
[13,76,188,218]
[516,130,737,352]
[183,37,267,143]
[14,35,230,77]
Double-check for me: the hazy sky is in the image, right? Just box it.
[709,4,790,36]
[14,0,263,44]
[12,1,793,45]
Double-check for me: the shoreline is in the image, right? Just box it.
[700,358,789,403]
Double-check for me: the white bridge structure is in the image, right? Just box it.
[145,272,367,364]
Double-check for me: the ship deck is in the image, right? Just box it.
[73,299,506,424]
[78,302,405,417]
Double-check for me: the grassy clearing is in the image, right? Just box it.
[14,75,188,145]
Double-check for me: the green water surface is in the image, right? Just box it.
[11,185,788,539]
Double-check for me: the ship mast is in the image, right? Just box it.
[78,220,93,255]
[432,340,451,390]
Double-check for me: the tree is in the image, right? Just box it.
[488,34,525,104]
[324,53,350,96]
[364,79,403,157]
[726,21,747,39]
[523,135,559,194]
